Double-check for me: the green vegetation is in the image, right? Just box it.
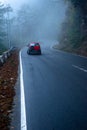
[0,3,6,53]
[58,0,87,55]
[0,3,12,54]
[0,43,7,55]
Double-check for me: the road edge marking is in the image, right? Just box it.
[72,64,87,73]
[20,51,27,130]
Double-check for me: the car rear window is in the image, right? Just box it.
[35,43,39,46]
[30,43,35,46]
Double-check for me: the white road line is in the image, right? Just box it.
[72,65,87,73]
[20,51,27,130]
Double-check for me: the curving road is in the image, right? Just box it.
[20,46,87,130]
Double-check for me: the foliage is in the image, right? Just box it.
[59,0,87,50]
[0,3,12,52]
[0,43,7,54]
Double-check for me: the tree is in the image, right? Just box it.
[0,3,12,53]
[59,0,87,52]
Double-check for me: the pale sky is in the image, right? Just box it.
[0,0,29,10]
[0,0,41,11]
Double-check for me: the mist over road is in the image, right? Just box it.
[10,0,66,47]
[20,45,87,130]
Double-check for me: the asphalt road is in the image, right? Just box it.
[21,46,87,130]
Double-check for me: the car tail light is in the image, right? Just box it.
[34,46,40,50]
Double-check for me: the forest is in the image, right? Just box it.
[0,3,12,54]
[58,0,87,55]
[0,0,87,55]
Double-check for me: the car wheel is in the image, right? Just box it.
[27,50,30,55]
[39,50,41,55]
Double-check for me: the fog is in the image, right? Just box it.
[5,0,67,47]
[0,0,28,10]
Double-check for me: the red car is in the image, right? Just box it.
[27,42,41,55]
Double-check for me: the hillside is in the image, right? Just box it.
[56,0,87,56]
